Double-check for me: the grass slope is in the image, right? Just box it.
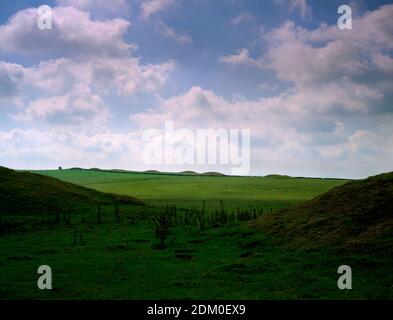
[0,166,143,215]
[255,172,393,256]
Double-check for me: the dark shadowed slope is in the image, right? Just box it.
[255,172,393,255]
[0,166,143,215]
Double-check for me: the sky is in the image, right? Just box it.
[0,0,392,178]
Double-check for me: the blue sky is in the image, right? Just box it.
[0,0,393,178]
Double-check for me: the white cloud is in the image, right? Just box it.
[0,5,175,127]
[23,57,175,96]
[0,61,24,100]
[130,85,393,177]
[0,127,145,170]
[265,7,393,115]
[2,81,393,177]
[1,55,175,126]
[289,0,311,18]
[159,22,192,45]
[219,49,265,69]
[219,5,393,115]
[14,85,109,126]
[0,6,132,58]
[231,12,252,26]
[140,0,175,20]
[265,5,393,83]
[274,0,312,19]
[0,5,175,97]
[258,82,278,91]
[131,86,307,141]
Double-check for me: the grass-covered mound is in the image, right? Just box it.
[263,174,292,179]
[180,171,199,175]
[202,172,226,176]
[0,166,143,215]
[255,172,393,255]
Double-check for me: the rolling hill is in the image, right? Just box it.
[255,172,393,255]
[0,166,143,215]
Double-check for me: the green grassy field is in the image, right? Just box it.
[31,169,347,210]
[1,221,390,299]
[1,168,392,299]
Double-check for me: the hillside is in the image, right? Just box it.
[263,174,292,179]
[255,172,393,255]
[0,166,143,215]
[202,172,226,176]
